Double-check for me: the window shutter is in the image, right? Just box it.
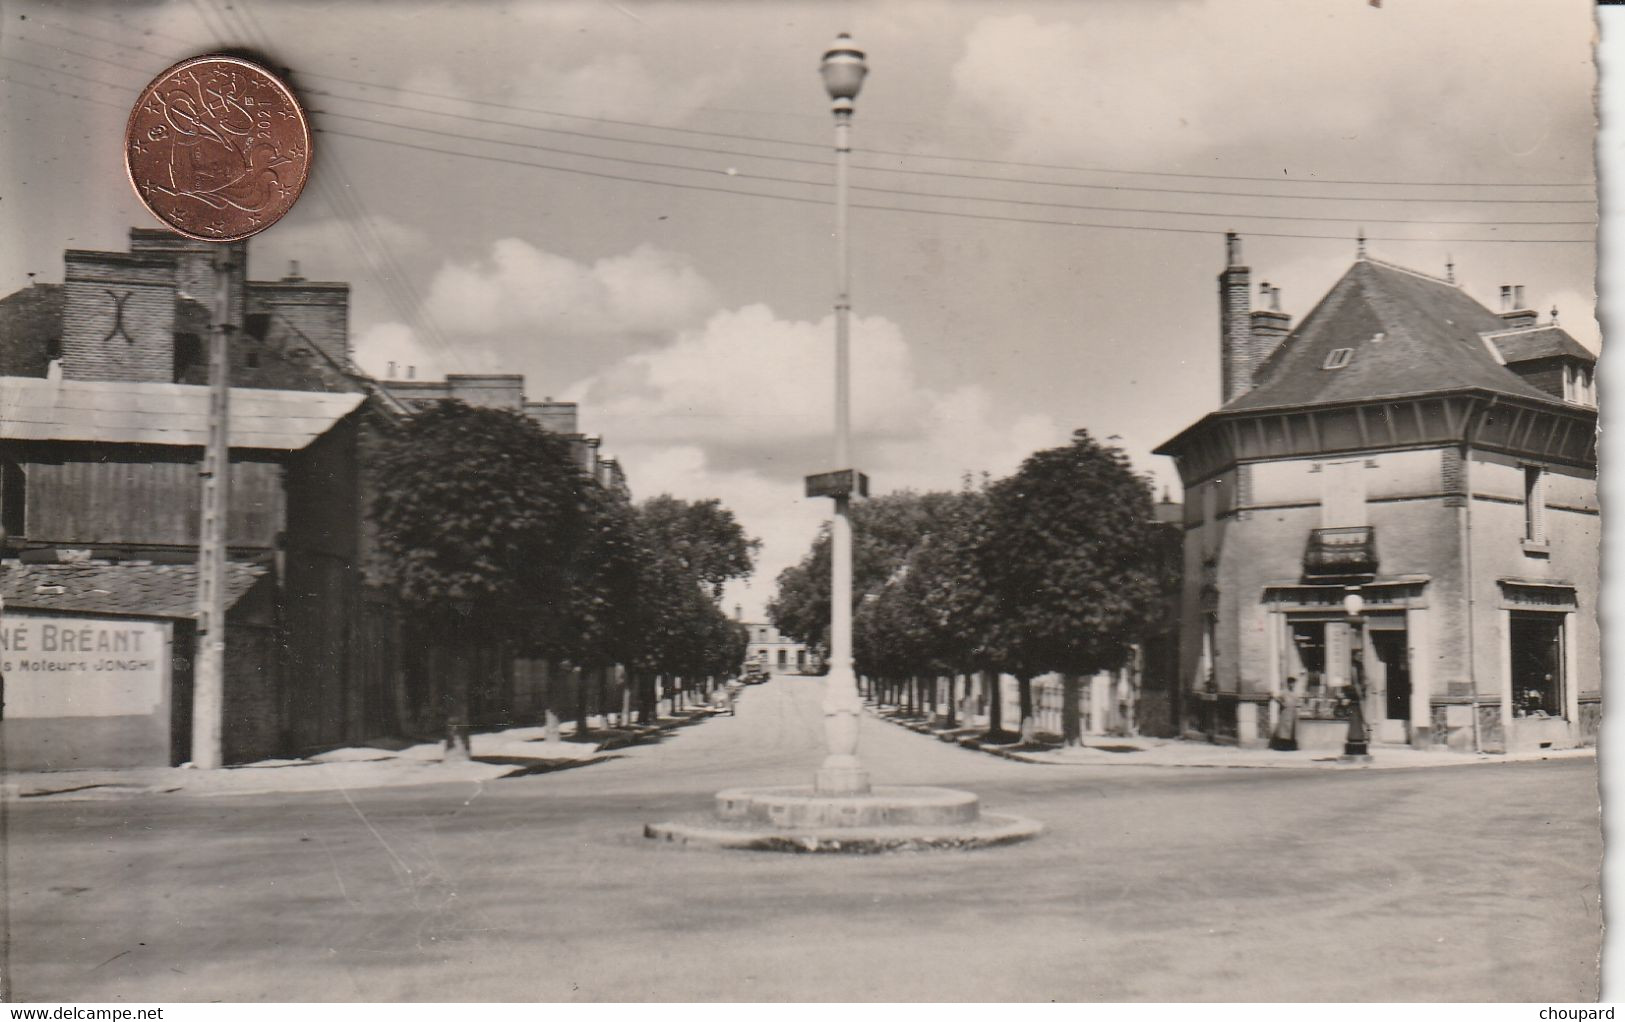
[1321,460,1368,527]
[1524,466,1546,543]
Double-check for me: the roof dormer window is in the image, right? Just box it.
[1563,363,1596,407]
[1323,348,1353,369]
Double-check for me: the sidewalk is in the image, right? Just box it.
[5,707,723,802]
[873,707,1595,770]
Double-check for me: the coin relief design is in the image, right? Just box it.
[124,55,311,242]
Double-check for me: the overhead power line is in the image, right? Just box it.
[0,49,1591,245]
[188,0,470,373]
[301,87,1590,207]
[24,12,1598,194]
[0,73,127,110]
[23,21,1593,207]
[309,108,1591,228]
[292,70,1604,192]
[320,126,1591,245]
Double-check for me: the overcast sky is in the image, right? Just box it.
[0,0,1598,618]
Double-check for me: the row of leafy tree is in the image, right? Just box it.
[371,401,758,755]
[769,430,1177,747]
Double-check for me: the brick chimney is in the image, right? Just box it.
[129,229,247,328]
[1219,232,1253,401]
[1498,284,1537,330]
[247,275,352,370]
[60,249,179,382]
[1249,281,1291,384]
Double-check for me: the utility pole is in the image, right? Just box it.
[192,250,233,770]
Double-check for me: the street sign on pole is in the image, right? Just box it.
[805,469,869,500]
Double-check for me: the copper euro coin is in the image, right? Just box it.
[125,54,311,242]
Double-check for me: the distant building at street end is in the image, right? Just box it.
[1155,234,1597,754]
[740,613,818,676]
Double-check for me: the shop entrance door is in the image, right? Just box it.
[1369,629,1411,744]
[1509,613,1564,719]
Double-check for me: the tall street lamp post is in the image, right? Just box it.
[1342,587,1372,760]
[813,33,870,797]
[642,34,1041,850]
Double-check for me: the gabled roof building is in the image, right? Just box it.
[1155,235,1598,753]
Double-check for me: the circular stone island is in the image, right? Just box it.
[644,785,1042,853]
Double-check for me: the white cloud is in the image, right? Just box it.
[514,51,734,127]
[948,2,1593,178]
[423,238,718,338]
[570,304,924,451]
[950,10,1223,167]
[571,301,1065,616]
[253,214,430,284]
[618,443,827,620]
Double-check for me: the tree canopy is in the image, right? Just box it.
[773,439,1165,745]
[372,400,587,644]
[975,430,1162,743]
[768,489,968,653]
[854,487,991,681]
[371,401,759,742]
[634,495,759,601]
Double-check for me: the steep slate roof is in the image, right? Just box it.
[1225,258,1565,413]
[1484,325,1596,365]
[0,560,267,617]
[0,376,363,449]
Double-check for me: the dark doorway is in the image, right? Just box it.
[1372,631,1411,721]
[173,332,203,382]
[1509,613,1565,718]
[1,460,25,541]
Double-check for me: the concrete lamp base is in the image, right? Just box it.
[645,785,1042,853]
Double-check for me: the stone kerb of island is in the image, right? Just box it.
[715,785,980,829]
[646,783,1042,852]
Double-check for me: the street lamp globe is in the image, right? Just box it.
[1342,589,1364,619]
[820,33,867,106]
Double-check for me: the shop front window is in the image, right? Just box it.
[1510,613,1564,718]
[1287,620,1359,720]
[1289,621,1328,706]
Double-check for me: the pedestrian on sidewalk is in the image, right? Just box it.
[724,675,744,715]
[1270,676,1300,751]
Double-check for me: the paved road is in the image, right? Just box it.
[6,677,1600,1001]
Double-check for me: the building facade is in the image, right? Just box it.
[0,377,370,766]
[1155,235,1598,753]
[742,619,817,675]
[0,228,632,767]
[381,375,628,496]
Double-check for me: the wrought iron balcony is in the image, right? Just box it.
[1304,526,1377,577]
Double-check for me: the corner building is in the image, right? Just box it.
[1155,236,1597,753]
